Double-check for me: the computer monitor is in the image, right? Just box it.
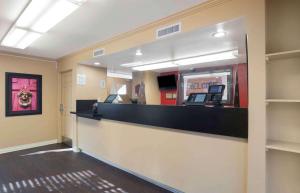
[207,84,225,106]
[186,93,207,105]
[104,94,118,103]
[208,85,225,94]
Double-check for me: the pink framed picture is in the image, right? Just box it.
[6,72,42,116]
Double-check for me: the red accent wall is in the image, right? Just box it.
[237,63,248,107]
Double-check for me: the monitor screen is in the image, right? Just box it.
[194,93,206,103]
[104,94,118,103]
[186,93,207,105]
[208,85,225,94]
[157,75,177,90]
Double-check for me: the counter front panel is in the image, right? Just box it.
[96,103,248,139]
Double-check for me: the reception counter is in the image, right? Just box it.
[73,101,248,139]
[72,100,248,193]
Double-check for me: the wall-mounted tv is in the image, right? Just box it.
[157,74,177,90]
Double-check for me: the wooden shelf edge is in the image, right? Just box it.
[266,140,300,154]
[266,99,300,103]
[266,49,300,61]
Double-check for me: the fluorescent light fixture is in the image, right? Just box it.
[121,62,143,67]
[32,0,81,33]
[133,62,177,71]
[16,32,42,49]
[135,49,143,56]
[128,50,238,71]
[107,69,132,79]
[183,72,231,79]
[175,50,238,66]
[1,28,27,47]
[2,0,85,49]
[1,27,41,49]
[94,62,101,66]
[16,0,52,28]
[212,31,226,38]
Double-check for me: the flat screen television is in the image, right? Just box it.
[157,74,177,90]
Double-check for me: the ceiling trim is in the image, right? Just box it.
[0,51,57,63]
[59,0,232,60]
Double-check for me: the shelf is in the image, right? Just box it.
[266,99,300,103]
[267,140,300,154]
[266,49,300,61]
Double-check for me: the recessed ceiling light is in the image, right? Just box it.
[94,62,101,66]
[212,31,226,38]
[135,49,143,56]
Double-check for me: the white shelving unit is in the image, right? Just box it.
[266,0,300,192]
[266,140,300,154]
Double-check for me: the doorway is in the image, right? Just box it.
[61,71,73,146]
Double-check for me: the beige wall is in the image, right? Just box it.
[0,53,58,148]
[76,64,107,101]
[106,76,132,98]
[78,118,247,193]
[58,0,267,192]
[144,71,160,105]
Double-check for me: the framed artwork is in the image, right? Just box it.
[5,72,42,117]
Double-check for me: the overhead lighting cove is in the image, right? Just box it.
[1,0,85,49]
[130,50,238,71]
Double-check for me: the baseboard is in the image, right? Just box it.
[0,139,59,154]
[81,149,184,193]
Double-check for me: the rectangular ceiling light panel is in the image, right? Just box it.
[107,69,133,79]
[32,0,80,33]
[16,0,52,28]
[1,28,27,47]
[133,62,177,71]
[1,27,42,49]
[17,32,42,49]
[1,0,84,49]
[130,50,238,71]
[175,50,238,66]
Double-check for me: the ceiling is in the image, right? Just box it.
[0,0,209,59]
[81,18,247,73]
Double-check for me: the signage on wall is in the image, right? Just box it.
[5,72,42,116]
[77,74,86,85]
[99,79,106,89]
[183,72,230,100]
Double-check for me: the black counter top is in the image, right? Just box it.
[73,100,248,139]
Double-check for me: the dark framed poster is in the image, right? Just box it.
[5,72,42,117]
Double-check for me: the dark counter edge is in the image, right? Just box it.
[72,101,248,139]
[71,112,102,120]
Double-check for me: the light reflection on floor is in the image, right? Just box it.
[0,170,128,193]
